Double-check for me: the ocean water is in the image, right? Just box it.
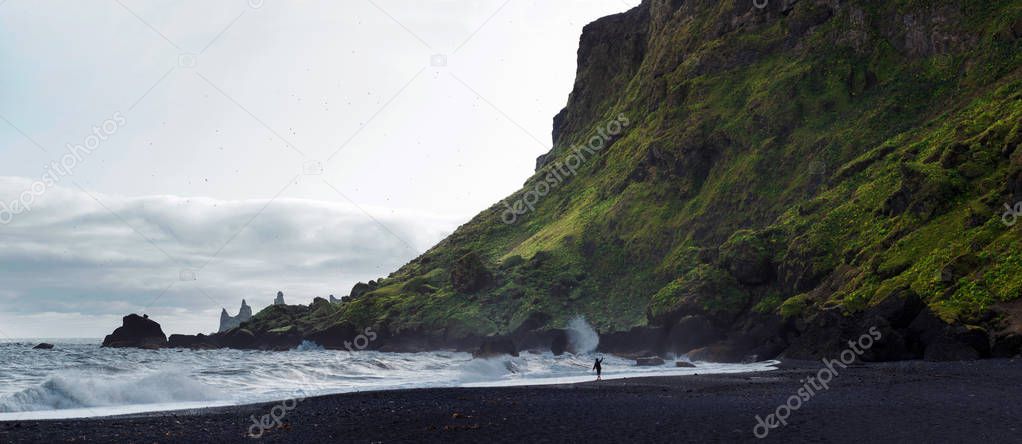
[0,339,778,420]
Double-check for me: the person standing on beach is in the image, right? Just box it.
[593,357,604,381]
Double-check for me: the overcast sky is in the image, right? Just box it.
[0,0,640,338]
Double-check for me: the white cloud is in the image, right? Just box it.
[0,177,460,337]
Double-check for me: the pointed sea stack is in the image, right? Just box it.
[219,299,253,332]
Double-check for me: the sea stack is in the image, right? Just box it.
[274,291,285,305]
[102,314,168,349]
[219,299,253,332]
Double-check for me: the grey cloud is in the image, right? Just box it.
[0,177,459,337]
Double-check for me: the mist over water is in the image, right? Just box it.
[566,316,599,354]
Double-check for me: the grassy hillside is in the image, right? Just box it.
[235,0,1022,358]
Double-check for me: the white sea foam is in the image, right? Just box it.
[0,371,223,413]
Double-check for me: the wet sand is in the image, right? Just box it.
[2,359,1020,443]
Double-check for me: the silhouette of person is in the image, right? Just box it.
[593,357,604,381]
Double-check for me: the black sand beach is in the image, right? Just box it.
[2,359,1020,443]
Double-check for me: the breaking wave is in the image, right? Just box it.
[0,371,223,413]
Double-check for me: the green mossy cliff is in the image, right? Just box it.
[223,0,1022,360]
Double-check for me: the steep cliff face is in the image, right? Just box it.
[232,0,1022,359]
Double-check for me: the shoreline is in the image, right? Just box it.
[2,358,1021,443]
[0,359,781,422]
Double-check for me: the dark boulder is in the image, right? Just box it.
[783,307,855,359]
[635,356,665,366]
[598,326,666,357]
[33,343,54,350]
[472,336,518,358]
[102,314,167,349]
[507,311,556,353]
[857,319,915,362]
[730,312,790,361]
[908,308,989,361]
[924,336,980,361]
[687,342,748,363]
[855,289,927,361]
[675,360,696,368]
[550,331,568,356]
[667,315,723,354]
[866,288,926,329]
[992,333,1022,358]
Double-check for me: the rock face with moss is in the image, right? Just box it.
[216,0,1022,360]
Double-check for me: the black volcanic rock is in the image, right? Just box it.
[32,343,54,350]
[635,356,664,366]
[667,315,723,354]
[472,336,518,358]
[167,333,220,349]
[102,314,167,349]
[221,328,257,349]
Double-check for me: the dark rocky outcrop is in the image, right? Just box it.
[992,333,1022,358]
[167,334,220,349]
[220,328,257,349]
[782,291,991,363]
[102,314,167,349]
[550,331,568,356]
[908,308,991,361]
[472,337,519,358]
[635,356,665,366]
[667,315,724,355]
[32,343,54,350]
[687,343,749,363]
[598,326,665,357]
